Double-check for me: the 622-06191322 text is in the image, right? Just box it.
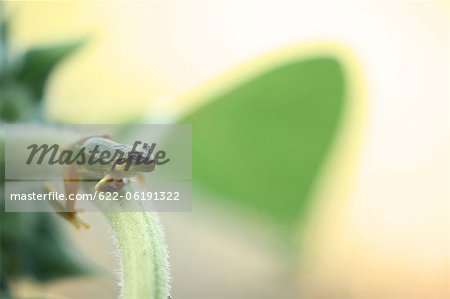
[97,191,181,201]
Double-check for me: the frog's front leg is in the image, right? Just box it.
[95,175,128,192]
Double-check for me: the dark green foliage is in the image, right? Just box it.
[15,40,83,101]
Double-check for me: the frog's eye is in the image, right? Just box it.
[128,152,141,162]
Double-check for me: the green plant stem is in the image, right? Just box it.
[107,210,170,299]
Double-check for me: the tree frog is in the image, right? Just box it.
[50,135,156,228]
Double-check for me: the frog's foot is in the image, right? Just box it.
[44,183,90,229]
[60,211,90,229]
[95,176,127,192]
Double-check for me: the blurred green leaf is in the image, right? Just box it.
[0,212,97,282]
[181,57,345,227]
[15,40,84,101]
[0,84,36,122]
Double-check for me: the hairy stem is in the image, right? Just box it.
[107,210,170,299]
